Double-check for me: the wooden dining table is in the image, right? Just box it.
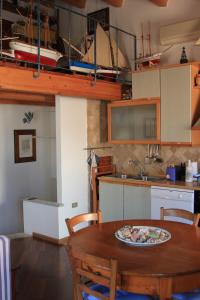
[68,219,200,300]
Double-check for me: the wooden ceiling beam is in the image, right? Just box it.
[0,90,55,106]
[102,0,123,7]
[150,0,168,7]
[61,0,86,8]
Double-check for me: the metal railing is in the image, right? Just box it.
[0,0,137,83]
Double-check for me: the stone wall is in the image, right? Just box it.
[87,100,200,176]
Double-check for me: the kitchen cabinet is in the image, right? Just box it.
[124,185,151,220]
[161,64,200,145]
[132,69,160,99]
[132,63,200,146]
[99,182,123,222]
[99,181,151,222]
[108,98,160,144]
[161,65,191,144]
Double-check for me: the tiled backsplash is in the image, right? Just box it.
[87,100,200,176]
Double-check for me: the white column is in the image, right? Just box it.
[56,96,88,238]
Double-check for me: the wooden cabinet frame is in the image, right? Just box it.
[108,98,160,144]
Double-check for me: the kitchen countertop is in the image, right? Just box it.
[98,175,200,190]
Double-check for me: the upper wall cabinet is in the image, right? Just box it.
[132,69,160,99]
[108,98,160,144]
[161,65,191,144]
[161,64,200,146]
[132,63,200,146]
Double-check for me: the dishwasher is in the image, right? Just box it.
[151,186,195,224]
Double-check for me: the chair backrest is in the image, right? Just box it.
[65,210,103,235]
[0,236,11,300]
[160,207,200,226]
[67,245,118,300]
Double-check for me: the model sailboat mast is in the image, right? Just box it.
[107,29,115,68]
[141,23,145,58]
[27,0,34,44]
[148,21,152,56]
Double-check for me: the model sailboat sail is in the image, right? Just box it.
[110,39,127,69]
[195,37,200,45]
[82,23,127,69]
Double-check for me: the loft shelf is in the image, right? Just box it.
[0,63,121,105]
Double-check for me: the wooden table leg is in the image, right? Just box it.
[159,278,172,300]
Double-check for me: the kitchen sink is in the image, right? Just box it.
[109,174,166,182]
[131,175,166,182]
[111,174,133,179]
[143,176,166,182]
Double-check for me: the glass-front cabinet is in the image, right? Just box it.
[108,98,160,144]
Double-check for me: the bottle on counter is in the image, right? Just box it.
[191,161,198,176]
[185,160,193,183]
[166,163,176,181]
[170,164,176,181]
[166,164,171,180]
[180,162,186,181]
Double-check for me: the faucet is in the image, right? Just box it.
[128,159,145,178]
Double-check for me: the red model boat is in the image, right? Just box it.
[7,40,62,67]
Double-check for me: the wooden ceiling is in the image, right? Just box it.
[62,0,168,8]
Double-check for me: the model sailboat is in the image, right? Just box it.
[7,40,62,67]
[2,2,62,67]
[135,23,162,69]
[61,23,128,77]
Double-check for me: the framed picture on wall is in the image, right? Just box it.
[14,129,36,163]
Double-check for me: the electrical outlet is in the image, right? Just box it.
[72,202,78,208]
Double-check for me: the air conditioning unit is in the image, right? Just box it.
[160,18,200,46]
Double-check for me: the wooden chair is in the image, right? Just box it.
[160,207,200,226]
[65,210,103,235]
[66,245,153,300]
[68,245,118,300]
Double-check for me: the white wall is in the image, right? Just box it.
[64,0,200,66]
[0,105,56,234]
[23,200,63,238]
[56,96,88,238]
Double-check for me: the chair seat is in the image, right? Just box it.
[83,284,153,300]
[172,289,200,300]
